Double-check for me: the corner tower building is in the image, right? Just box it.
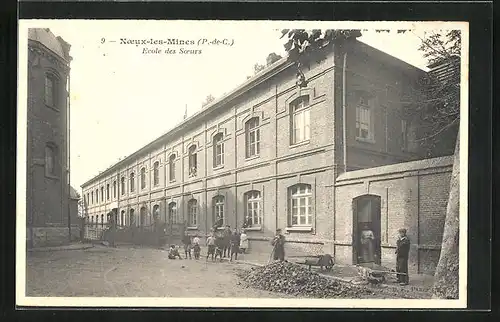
[26,28,73,247]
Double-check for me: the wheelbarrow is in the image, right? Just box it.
[289,254,334,271]
[356,264,408,285]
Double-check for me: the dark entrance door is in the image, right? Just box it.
[352,195,381,266]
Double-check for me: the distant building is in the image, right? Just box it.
[26,28,77,247]
[81,40,456,274]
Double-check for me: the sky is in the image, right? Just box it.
[22,20,436,191]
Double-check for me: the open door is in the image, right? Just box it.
[352,195,382,266]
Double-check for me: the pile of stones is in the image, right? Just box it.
[240,261,374,298]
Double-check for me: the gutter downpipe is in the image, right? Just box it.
[67,68,71,242]
[342,51,348,173]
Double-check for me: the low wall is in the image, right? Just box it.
[27,225,81,248]
[334,156,454,275]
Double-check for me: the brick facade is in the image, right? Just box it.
[26,29,73,247]
[81,40,455,274]
[334,156,453,274]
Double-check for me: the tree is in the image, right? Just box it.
[202,94,215,107]
[266,52,283,66]
[253,63,265,74]
[416,30,461,299]
[281,29,461,299]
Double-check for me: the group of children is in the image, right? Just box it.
[167,226,249,262]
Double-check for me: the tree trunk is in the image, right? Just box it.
[432,128,460,299]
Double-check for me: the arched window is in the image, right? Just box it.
[288,184,313,227]
[169,154,176,182]
[101,214,104,227]
[212,195,225,226]
[153,161,160,186]
[113,181,117,198]
[44,73,58,108]
[245,190,262,227]
[90,215,94,225]
[153,205,160,223]
[168,202,177,224]
[45,143,58,177]
[140,167,146,190]
[355,94,375,141]
[130,172,135,192]
[245,117,260,158]
[87,193,90,206]
[188,199,198,227]
[213,133,224,168]
[106,184,110,200]
[91,191,94,204]
[140,206,147,227]
[290,96,310,144]
[101,187,104,201]
[129,209,135,227]
[95,189,99,203]
[188,145,197,177]
[121,177,125,195]
[120,210,125,227]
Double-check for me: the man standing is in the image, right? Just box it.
[271,228,286,261]
[395,228,410,285]
[222,225,231,258]
[182,230,192,259]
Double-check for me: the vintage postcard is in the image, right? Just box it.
[16,20,468,308]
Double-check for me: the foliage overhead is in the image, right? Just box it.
[202,94,216,107]
[281,29,362,66]
[408,30,461,156]
[266,52,283,66]
[253,63,266,75]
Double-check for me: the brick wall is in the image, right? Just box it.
[27,225,80,248]
[27,36,70,240]
[334,156,454,275]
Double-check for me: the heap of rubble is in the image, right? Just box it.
[240,261,374,298]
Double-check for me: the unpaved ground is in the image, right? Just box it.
[26,246,429,299]
[26,246,286,298]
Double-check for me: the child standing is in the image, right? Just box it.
[215,234,225,261]
[182,231,192,259]
[192,235,201,260]
[206,233,216,261]
[239,229,248,254]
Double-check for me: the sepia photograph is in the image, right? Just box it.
[16,20,468,308]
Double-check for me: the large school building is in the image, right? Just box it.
[81,39,456,274]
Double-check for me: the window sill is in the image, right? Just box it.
[45,104,60,112]
[216,227,226,231]
[243,226,262,231]
[44,173,59,180]
[289,140,310,149]
[213,165,224,171]
[355,137,375,144]
[187,226,198,230]
[286,226,313,233]
[245,155,260,162]
[169,180,176,184]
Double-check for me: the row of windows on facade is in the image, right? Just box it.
[84,94,409,206]
[86,183,313,229]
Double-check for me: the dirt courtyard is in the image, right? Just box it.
[26,245,285,298]
[26,245,430,300]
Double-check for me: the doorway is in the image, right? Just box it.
[352,195,381,266]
